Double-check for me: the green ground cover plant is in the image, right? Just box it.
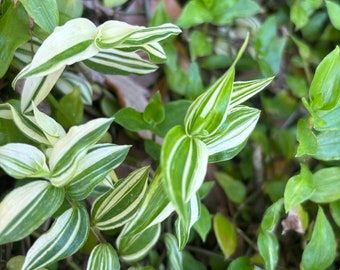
[1,0,340,269]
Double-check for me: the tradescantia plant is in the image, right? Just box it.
[0,1,274,269]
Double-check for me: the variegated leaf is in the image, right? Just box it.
[0,103,12,119]
[66,143,130,200]
[165,233,183,270]
[13,18,98,82]
[120,168,174,237]
[86,243,120,270]
[55,71,93,105]
[0,181,64,245]
[161,125,208,219]
[92,166,149,230]
[175,193,201,250]
[33,103,66,145]
[21,67,65,113]
[230,77,274,109]
[117,224,161,263]
[203,105,260,162]
[49,117,114,187]
[83,48,158,75]
[13,38,41,69]
[22,205,90,270]
[0,143,49,179]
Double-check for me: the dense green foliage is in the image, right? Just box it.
[1,0,340,269]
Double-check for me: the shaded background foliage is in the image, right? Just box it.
[1,0,340,269]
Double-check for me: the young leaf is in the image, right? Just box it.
[117,224,161,263]
[296,118,318,157]
[0,181,64,245]
[49,117,113,186]
[67,143,130,200]
[227,256,252,270]
[22,205,90,270]
[260,199,283,232]
[143,92,165,126]
[119,169,174,237]
[161,125,208,219]
[257,231,279,270]
[20,0,59,33]
[284,164,315,212]
[213,213,237,259]
[13,18,98,82]
[86,243,120,270]
[92,167,149,230]
[204,106,260,162]
[302,207,336,270]
[193,204,211,242]
[0,143,49,179]
[326,0,340,30]
[165,233,183,270]
[214,172,246,203]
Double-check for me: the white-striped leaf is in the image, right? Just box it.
[119,169,174,237]
[0,181,64,245]
[13,18,98,82]
[13,38,41,69]
[0,103,12,119]
[9,104,51,145]
[22,205,90,270]
[117,224,161,263]
[49,117,114,187]
[184,35,248,138]
[92,166,149,230]
[161,125,208,219]
[203,105,260,162]
[230,77,274,108]
[165,233,183,270]
[21,67,65,113]
[86,243,120,270]
[66,143,130,200]
[83,48,158,75]
[175,193,201,250]
[0,143,49,179]
[33,104,66,145]
[55,71,93,105]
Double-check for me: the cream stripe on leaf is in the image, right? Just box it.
[161,125,208,220]
[86,243,120,270]
[66,143,130,201]
[117,224,161,263]
[22,205,89,270]
[0,143,49,179]
[0,103,12,119]
[119,168,174,238]
[13,18,98,84]
[203,105,260,163]
[49,117,114,187]
[83,48,158,75]
[0,181,64,245]
[92,167,149,230]
[165,233,183,270]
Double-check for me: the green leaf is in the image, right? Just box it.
[213,213,237,259]
[257,231,279,270]
[0,143,49,179]
[165,233,183,270]
[114,108,150,132]
[13,18,98,82]
[67,143,130,200]
[330,200,340,227]
[119,169,174,237]
[189,30,212,60]
[302,207,336,270]
[309,46,340,111]
[204,106,260,162]
[193,204,211,242]
[20,0,59,33]
[310,167,340,203]
[56,71,93,105]
[182,251,206,270]
[175,194,201,249]
[86,243,120,270]
[92,167,149,230]
[0,1,30,78]
[227,256,252,270]
[143,92,165,126]
[214,172,246,203]
[260,199,283,232]
[117,224,161,263]
[326,0,340,30]
[22,205,90,270]
[84,48,158,75]
[161,126,208,219]
[57,0,83,25]
[314,131,340,160]
[284,164,315,212]
[296,118,318,157]
[0,181,64,245]
[177,1,211,28]
[49,117,113,186]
